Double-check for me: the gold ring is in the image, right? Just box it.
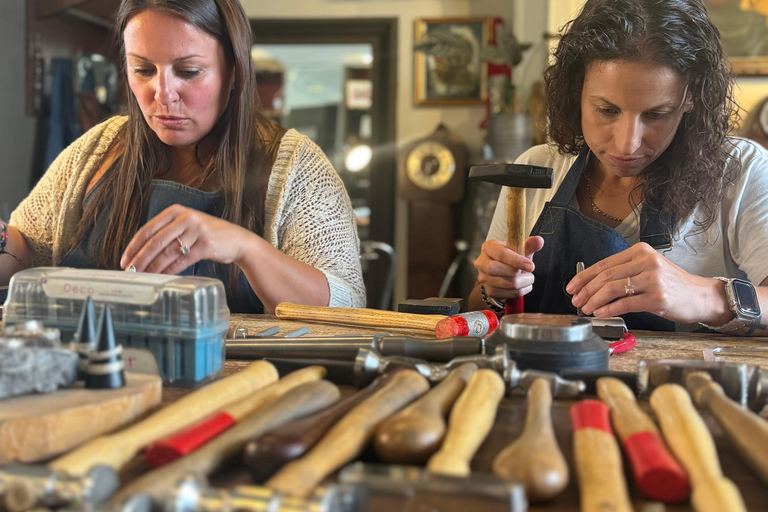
[624,276,635,296]
[177,236,190,256]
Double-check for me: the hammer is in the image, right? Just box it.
[0,360,279,512]
[468,163,554,314]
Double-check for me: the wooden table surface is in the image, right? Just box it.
[168,314,768,512]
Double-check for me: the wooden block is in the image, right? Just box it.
[0,373,161,464]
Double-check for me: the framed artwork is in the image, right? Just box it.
[413,17,492,106]
[705,0,768,75]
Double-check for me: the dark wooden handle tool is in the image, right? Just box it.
[650,384,747,512]
[686,371,768,487]
[492,377,569,503]
[373,363,478,464]
[243,371,397,482]
[111,380,341,505]
[266,369,430,498]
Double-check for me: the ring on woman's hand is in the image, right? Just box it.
[177,236,190,256]
[624,276,635,296]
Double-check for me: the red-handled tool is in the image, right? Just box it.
[570,399,633,512]
[144,366,326,467]
[608,332,636,356]
[597,377,690,502]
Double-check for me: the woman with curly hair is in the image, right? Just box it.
[470,0,768,334]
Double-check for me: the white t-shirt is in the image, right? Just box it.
[486,138,768,287]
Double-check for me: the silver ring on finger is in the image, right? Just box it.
[177,236,190,256]
[624,276,635,296]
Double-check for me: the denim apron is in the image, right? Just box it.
[60,178,264,314]
[527,149,676,331]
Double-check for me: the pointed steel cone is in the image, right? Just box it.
[75,297,97,379]
[85,305,126,389]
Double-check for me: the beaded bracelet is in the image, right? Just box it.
[0,221,27,269]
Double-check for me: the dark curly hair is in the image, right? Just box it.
[545,0,740,234]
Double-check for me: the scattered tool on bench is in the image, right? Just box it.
[650,384,747,512]
[702,346,768,362]
[0,360,279,512]
[570,400,633,512]
[468,162,554,315]
[374,363,478,464]
[686,371,768,487]
[243,371,401,482]
[274,302,499,338]
[266,369,430,498]
[493,377,569,503]
[111,380,341,507]
[427,369,505,477]
[144,366,327,467]
[596,377,690,503]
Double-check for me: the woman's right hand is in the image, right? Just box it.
[474,236,544,299]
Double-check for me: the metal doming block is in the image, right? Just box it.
[484,313,609,373]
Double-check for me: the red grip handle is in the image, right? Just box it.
[570,399,612,433]
[608,332,637,355]
[504,296,524,315]
[623,431,690,503]
[145,412,237,468]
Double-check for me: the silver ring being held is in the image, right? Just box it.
[624,276,635,296]
[177,236,190,256]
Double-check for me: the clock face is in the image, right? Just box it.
[405,141,456,190]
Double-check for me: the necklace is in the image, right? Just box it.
[584,166,625,222]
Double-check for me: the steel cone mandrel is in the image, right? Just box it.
[74,297,97,378]
[85,305,126,389]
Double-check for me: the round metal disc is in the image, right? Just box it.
[498,313,593,342]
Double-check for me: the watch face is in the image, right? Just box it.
[405,141,456,190]
[732,278,761,318]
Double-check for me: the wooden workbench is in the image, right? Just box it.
[184,314,768,511]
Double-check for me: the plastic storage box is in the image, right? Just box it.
[2,268,229,386]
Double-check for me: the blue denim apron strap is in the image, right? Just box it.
[527,148,675,331]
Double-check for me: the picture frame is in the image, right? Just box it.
[704,0,768,75]
[413,17,492,106]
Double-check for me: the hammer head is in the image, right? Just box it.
[468,163,553,189]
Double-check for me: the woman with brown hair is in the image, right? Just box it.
[0,0,365,313]
[470,0,768,334]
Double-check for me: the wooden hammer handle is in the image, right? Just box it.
[275,302,444,332]
[686,372,768,486]
[492,378,569,503]
[505,187,526,315]
[597,377,659,439]
[51,361,279,476]
[427,369,505,477]
[112,380,341,504]
[266,369,430,498]
[373,363,478,464]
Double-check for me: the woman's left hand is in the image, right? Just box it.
[566,242,727,324]
[120,204,250,274]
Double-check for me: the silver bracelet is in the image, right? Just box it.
[480,284,505,313]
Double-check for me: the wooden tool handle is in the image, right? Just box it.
[691,478,748,512]
[426,369,505,477]
[492,378,569,503]
[505,186,525,254]
[112,380,341,504]
[571,400,633,512]
[51,361,279,476]
[598,377,690,503]
[687,372,768,486]
[266,369,430,498]
[373,363,477,464]
[243,371,395,482]
[275,302,443,332]
[144,366,327,467]
[649,384,724,486]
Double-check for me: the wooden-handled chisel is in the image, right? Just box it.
[492,377,569,503]
[570,399,633,512]
[426,369,505,477]
[373,363,478,464]
[276,302,443,332]
[50,361,279,476]
[144,366,327,467]
[266,369,430,498]
[597,377,690,503]
[686,371,768,487]
[111,380,340,505]
[650,384,747,512]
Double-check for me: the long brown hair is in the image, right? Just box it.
[74,0,285,279]
[545,0,740,235]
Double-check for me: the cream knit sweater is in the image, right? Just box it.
[10,116,366,308]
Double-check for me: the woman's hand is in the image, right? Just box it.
[566,242,730,325]
[120,204,252,274]
[474,236,545,300]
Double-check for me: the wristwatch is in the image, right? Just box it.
[480,284,505,313]
[699,277,762,333]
